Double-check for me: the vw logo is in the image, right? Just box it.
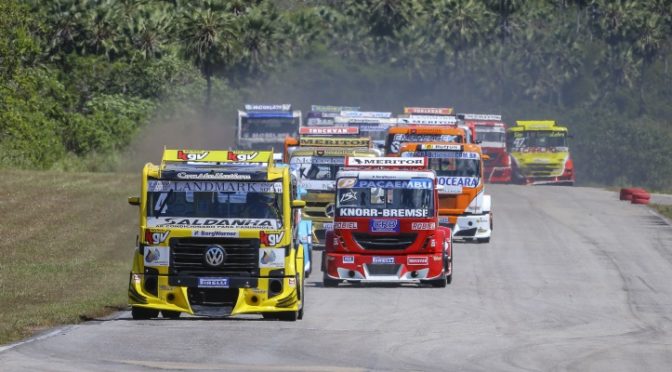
[325,203,335,218]
[204,246,225,267]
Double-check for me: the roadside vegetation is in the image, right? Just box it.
[651,204,672,220]
[0,170,136,344]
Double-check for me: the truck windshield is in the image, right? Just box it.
[290,156,343,181]
[146,180,284,228]
[386,133,464,154]
[240,117,299,140]
[336,178,434,218]
[507,130,567,150]
[407,151,481,178]
[475,127,505,143]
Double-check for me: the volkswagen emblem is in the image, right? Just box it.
[204,246,226,267]
[325,203,335,218]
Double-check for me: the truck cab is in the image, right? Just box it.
[385,126,467,155]
[237,104,302,150]
[460,114,512,183]
[507,120,575,185]
[128,149,305,320]
[400,143,492,243]
[323,157,452,287]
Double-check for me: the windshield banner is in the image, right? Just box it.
[299,137,370,147]
[340,111,392,118]
[338,208,429,218]
[147,217,282,229]
[412,151,479,159]
[299,127,359,135]
[311,105,360,113]
[244,104,291,111]
[403,107,454,115]
[437,177,479,188]
[354,179,433,189]
[461,113,501,121]
[290,156,344,165]
[148,181,283,193]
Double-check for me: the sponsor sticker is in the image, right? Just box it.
[175,172,252,180]
[407,256,429,265]
[245,104,291,111]
[337,178,357,188]
[442,185,463,194]
[288,277,296,288]
[177,150,209,161]
[404,107,454,115]
[437,177,479,188]
[354,179,433,189]
[259,248,285,268]
[147,217,282,229]
[343,256,355,264]
[411,222,436,230]
[420,144,462,151]
[192,230,239,238]
[334,221,358,230]
[323,223,334,231]
[144,230,169,245]
[299,138,370,147]
[462,113,502,121]
[372,256,395,265]
[346,157,426,167]
[439,216,450,224]
[260,231,285,247]
[144,246,170,267]
[227,152,258,161]
[148,181,282,193]
[198,278,230,288]
[369,219,400,233]
[299,127,359,135]
[338,208,429,218]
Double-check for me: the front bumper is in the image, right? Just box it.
[324,252,446,283]
[128,273,300,317]
[441,214,491,241]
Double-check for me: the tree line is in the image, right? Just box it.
[1,0,671,188]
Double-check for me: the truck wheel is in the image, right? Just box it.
[298,275,305,320]
[323,273,339,287]
[131,307,159,320]
[477,237,490,243]
[161,310,181,319]
[426,274,447,288]
[446,256,453,285]
[277,311,299,321]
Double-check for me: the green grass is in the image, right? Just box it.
[651,204,672,220]
[0,170,138,344]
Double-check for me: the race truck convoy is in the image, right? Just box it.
[400,143,492,243]
[507,120,575,185]
[285,127,379,247]
[460,114,512,183]
[323,157,453,287]
[237,104,302,150]
[385,126,467,156]
[127,149,306,320]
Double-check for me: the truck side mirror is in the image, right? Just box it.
[128,196,140,206]
[291,200,306,209]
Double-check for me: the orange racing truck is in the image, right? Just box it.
[400,143,492,243]
[323,156,453,287]
[385,126,467,156]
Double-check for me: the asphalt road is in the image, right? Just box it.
[2,185,672,371]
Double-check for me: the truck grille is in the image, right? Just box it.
[170,237,259,276]
[524,164,561,176]
[188,288,238,307]
[353,233,417,250]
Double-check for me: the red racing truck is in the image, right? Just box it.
[323,157,452,287]
[459,114,511,183]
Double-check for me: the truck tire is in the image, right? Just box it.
[477,237,490,243]
[161,310,181,319]
[297,275,304,320]
[131,307,159,320]
[323,273,340,287]
[277,311,299,321]
[426,274,447,288]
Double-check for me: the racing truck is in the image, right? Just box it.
[127,149,306,320]
[459,114,511,183]
[236,104,302,150]
[398,106,477,143]
[385,126,467,156]
[507,120,575,185]
[305,105,360,127]
[323,157,453,287]
[285,127,379,247]
[400,143,492,243]
[332,111,397,151]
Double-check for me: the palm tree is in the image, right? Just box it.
[178,1,238,110]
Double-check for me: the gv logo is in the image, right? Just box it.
[260,231,284,246]
[145,230,169,245]
[177,150,209,161]
[227,152,258,161]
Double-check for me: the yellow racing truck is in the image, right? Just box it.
[127,149,306,320]
[507,121,575,185]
